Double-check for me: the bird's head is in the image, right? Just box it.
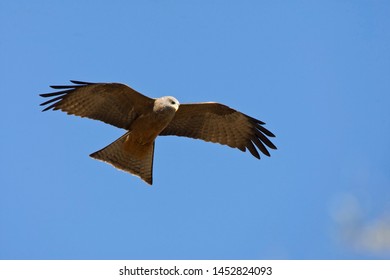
[154,96,180,113]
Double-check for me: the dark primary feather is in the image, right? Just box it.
[160,103,277,159]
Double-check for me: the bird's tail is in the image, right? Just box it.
[90,132,155,185]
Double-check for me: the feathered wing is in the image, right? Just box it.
[90,132,155,185]
[40,81,154,129]
[160,103,277,159]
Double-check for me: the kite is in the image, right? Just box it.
[40,81,277,185]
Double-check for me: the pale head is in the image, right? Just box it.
[153,96,180,113]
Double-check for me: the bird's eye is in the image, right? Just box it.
[171,101,176,105]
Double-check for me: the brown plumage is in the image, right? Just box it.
[40,81,277,185]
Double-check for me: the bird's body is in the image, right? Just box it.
[126,96,179,146]
[125,115,163,148]
[40,81,276,185]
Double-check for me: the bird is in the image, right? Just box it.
[40,80,277,185]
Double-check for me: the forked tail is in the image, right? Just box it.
[90,132,155,185]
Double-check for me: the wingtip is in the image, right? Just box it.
[70,80,95,85]
[49,80,93,89]
[267,142,277,150]
[40,104,56,112]
[49,85,65,89]
[268,132,276,138]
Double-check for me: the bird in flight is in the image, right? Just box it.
[40,81,277,185]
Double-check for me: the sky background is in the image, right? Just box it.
[1,0,390,260]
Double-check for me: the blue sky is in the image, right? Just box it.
[1,0,389,259]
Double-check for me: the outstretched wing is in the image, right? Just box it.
[40,81,154,129]
[160,103,277,159]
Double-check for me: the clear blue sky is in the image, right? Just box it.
[1,0,389,260]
